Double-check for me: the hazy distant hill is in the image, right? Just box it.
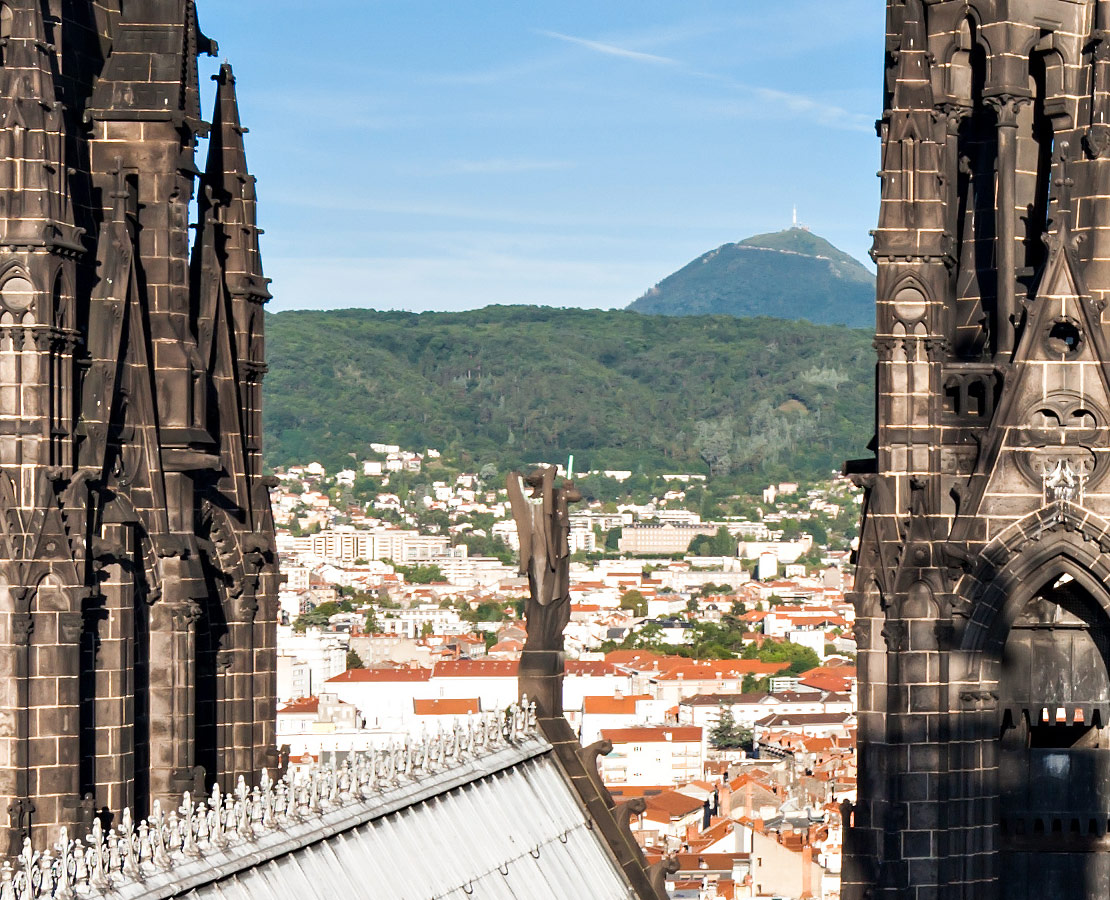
[263,306,874,484]
[628,228,876,328]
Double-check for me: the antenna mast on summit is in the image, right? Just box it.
[792,205,797,227]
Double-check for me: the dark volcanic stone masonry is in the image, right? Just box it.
[846,1,1110,897]
[0,0,277,852]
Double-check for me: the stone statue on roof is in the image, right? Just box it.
[506,466,581,653]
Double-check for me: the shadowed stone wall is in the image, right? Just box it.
[847,1,1110,897]
[0,0,277,852]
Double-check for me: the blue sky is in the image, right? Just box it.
[197,1,886,312]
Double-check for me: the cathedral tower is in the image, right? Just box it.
[0,0,276,851]
[847,0,1110,896]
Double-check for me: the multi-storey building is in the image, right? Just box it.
[618,522,720,554]
[284,527,452,564]
[599,725,705,786]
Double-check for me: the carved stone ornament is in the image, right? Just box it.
[10,613,32,645]
[984,93,1032,127]
[506,467,582,653]
[882,620,907,652]
[959,690,998,711]
[1010,390,1109,494]
[1085,123,1110,160]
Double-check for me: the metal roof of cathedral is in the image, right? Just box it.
[1,704,638,900]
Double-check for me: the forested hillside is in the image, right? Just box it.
[263,307,875,487]
[628,228,875,327]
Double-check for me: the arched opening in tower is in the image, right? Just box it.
[998,574,1110,896]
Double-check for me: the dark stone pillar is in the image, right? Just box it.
[146,589,202,810]
[519,649,565,719]
[986,94,1027,356]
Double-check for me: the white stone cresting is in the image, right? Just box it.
[0,702,539,900]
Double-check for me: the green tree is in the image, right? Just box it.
[620,590,648,616]
[393,563,444,584]
[709,708,753,750]
[292,601,341,632]
[741,674,768,693]
[346,649,365,670]
[741,639,820,676]
[461,601,508,624]
[364,607,379,634]
[631,622,666,651]
[688,526,738,557]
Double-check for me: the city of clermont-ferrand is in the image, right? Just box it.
[0,1,1105,898]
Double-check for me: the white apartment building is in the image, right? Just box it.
[428,555,514,588]
[276,626,348,700]
[283,563,311,592]
[678,691,855,730]
[277,656,312,701]
[381,604,466,639]
[618,523,720,555]
[599,725,704,786]
[574,693,670,745]
[285,527,453,565]
[739,536,814,564]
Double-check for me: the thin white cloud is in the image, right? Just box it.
[530,28,868,133]
[683,70,873,134]
[535,29,678,66]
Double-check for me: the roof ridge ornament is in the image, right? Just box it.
[0,702,538,899]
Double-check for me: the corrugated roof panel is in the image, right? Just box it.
[181,753,636,900]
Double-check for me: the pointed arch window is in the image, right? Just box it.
[949,19,973,103]
[0,4,12,67]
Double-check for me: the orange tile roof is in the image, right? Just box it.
[433,660,518,677]
[601,725,702,743]
[800,673,854,693]
[326,667,432,683]
[693,817,736,847]
[277,697,319,714]
[566,660,619,676]
[582,694,652,715]
[645,791,706,818]
[413,698,480,715]
[604,649,664,667]
[653,660,789,680]
[806,663,858,678]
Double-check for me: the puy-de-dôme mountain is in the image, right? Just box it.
[263,307,874,484]
[628,227,876,328]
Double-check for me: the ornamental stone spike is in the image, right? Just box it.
[0,705,538,899]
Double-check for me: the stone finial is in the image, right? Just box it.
[0,703,539,899]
